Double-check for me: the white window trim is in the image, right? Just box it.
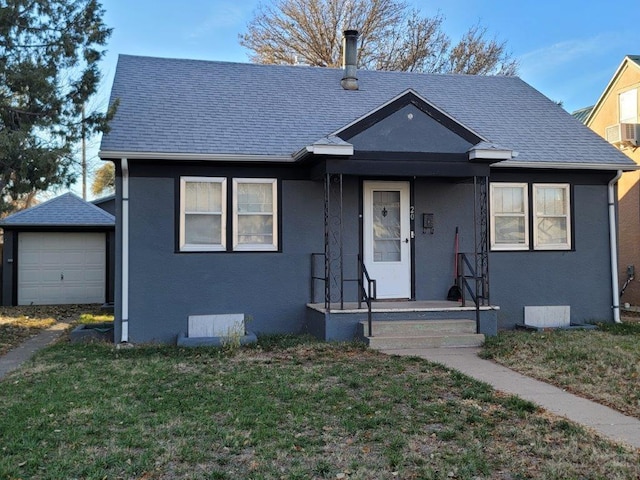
[232,178,278,252]
[179,176,227,252]
[619,88,638,124]
[533,183,571,251]
[490,182,529,251]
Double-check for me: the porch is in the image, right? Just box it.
[306,171,496,346]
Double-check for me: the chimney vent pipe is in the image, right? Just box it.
[341,30,359,90]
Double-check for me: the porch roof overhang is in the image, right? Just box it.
[309,152,493,178]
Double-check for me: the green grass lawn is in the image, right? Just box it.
[481,321,640,420]
[0,336,638,479]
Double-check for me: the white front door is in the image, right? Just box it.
[363,181,411,299]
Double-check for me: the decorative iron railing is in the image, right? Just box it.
[458,252,488,334]
[311,253,377,336]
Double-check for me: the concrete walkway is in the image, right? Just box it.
[382,347,640,451]
[0,323,69,380]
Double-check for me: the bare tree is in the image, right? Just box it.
[447,24,518,75]
[240,0,517,75]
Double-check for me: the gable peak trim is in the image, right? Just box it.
[585,55,640,126]
[333,89,486,145]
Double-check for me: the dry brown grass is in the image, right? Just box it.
[482,323,640,419]
[0,305,109,355]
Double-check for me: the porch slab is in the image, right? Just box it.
[305,300,499,342]
[306,300,498,314]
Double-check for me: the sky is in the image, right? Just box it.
[80,0,640,195]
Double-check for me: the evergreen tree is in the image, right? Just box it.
[0,0,113,212]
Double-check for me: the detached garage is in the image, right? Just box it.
[1,193,115,306]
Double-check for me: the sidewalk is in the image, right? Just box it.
[382,347,640,451]
[0,323,69,380]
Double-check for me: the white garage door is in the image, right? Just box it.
[18,232,106,305]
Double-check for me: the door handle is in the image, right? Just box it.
[404,238,409,243]
[61,272,64,281]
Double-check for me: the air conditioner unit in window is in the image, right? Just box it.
[605,123,640,146]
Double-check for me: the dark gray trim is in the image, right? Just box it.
[410,177,416,301]
[11,234,18,306]
[174,175,283,254]
[489,181,576,253]
[319,158,490,177]
[337,91,483,145]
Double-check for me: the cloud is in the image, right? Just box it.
[187,4,252,40]
[518,32,624,80]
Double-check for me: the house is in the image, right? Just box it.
[99,33,636,345]
[574,55,640,305]
[0,193,115,306]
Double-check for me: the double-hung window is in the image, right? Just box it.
[490,183,528,250]
[533,184,570,250]
[180,177,226,251]
[619,89,638,123]
[490,182,571,251]
[179,176,278,252]
[233,178,278,251]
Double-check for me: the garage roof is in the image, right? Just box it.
[0,193,115,227]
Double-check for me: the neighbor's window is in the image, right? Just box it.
[490,183,528,250]
[533,184,571,250]
[233,178,278,251]
[619,89,638,123]
[180,177,226,251]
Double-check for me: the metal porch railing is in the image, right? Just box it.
[458,252,489,334]
[311,253,377,336]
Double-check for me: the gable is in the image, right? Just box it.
[587,56,640,128]
[337,90,482,155]
[347,104,474,154]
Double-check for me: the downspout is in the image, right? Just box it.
[608,170,622,323]
[121,158,130,341]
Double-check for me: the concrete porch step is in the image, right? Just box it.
[359,319,484,349]
[359,319,478,337]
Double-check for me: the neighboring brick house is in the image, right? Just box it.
[575,56,640,305]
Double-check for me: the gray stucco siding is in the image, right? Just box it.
[124,164,327,343]
[117,161,617,343]
[489,182,613,328]
[412,179,476,301]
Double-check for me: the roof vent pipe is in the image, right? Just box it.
[341,30,359,90]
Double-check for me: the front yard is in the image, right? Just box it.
[481,321,640,419]
[0,331,639,479]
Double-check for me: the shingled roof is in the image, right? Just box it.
[0,193,115,227]
[100,55,635,169]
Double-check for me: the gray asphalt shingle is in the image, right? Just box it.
[100,55,634,168]
[0,193,115,227]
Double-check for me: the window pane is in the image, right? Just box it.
[536,187,566,216]
[373,190,401,262]
[493,187,524,214]
[620,89,638,123]
[536,217,567,245]
[237,215,273,244]
[237,183,273,213]
[495,216,526,244]
[186,182,222,212]
[185,214,221,244]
